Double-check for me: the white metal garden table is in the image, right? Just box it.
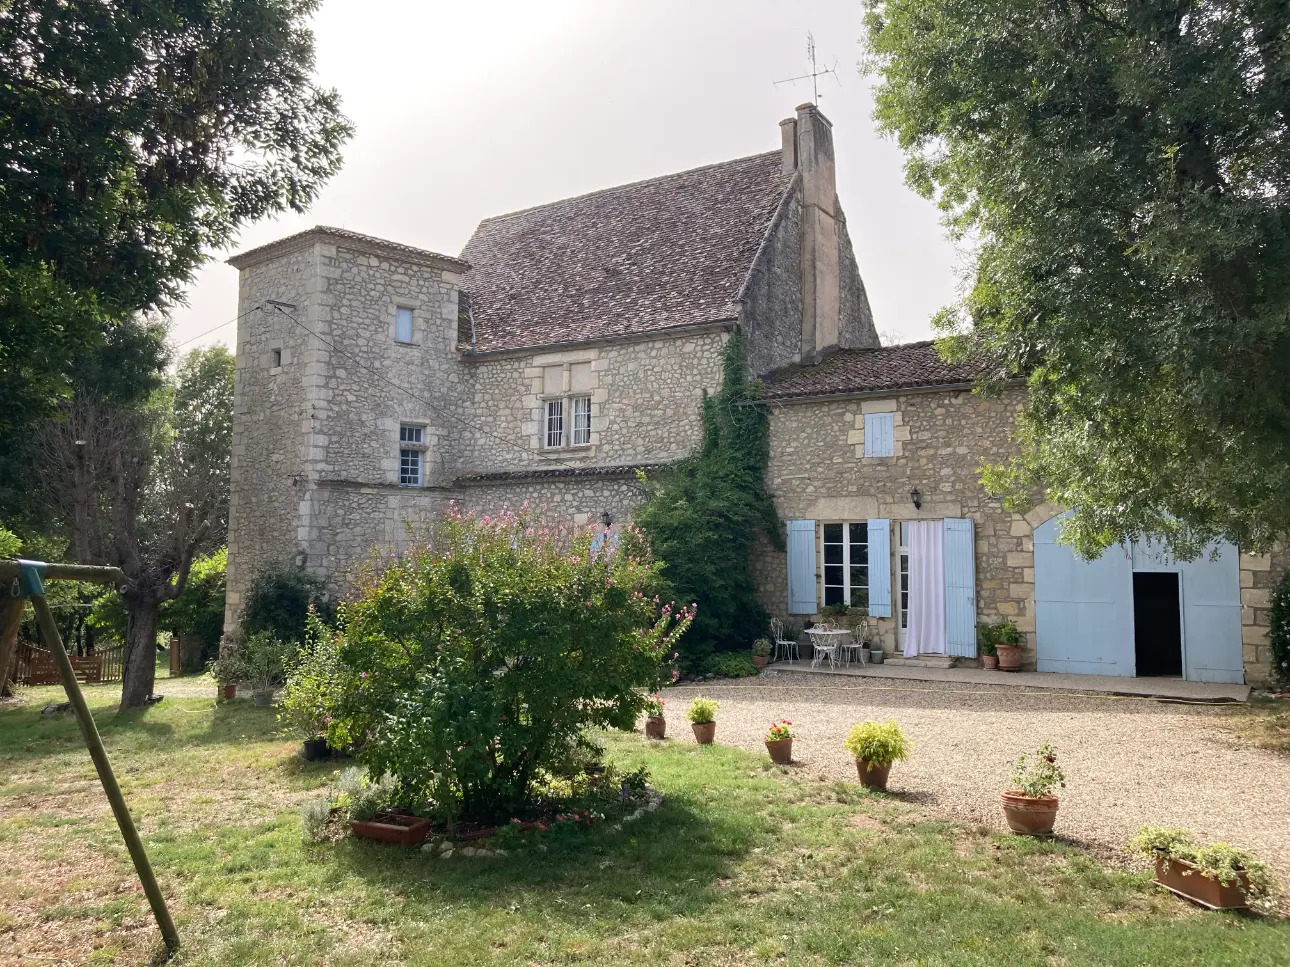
[804,628,851,670]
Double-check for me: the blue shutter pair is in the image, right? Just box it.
[785,519,893,617]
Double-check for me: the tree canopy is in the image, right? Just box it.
[0,0,351,454]
[863,0,1290,557]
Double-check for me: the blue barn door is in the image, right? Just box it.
[1034,513,1136,676]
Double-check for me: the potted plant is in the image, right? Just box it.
[993,620,1024,671]
[1001,743,1064,835]
[687,696,719,745]
[1130,826,1273,911]
[281,630,342,761]
[843,720,910,791]
[338,768,430,846]
[977,622,999,670]
[764,720,793,764]
[752,638,773,669]
[209,649,244,701]
[643,694,666,740]
[241,630,291,707]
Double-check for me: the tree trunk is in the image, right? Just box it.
[121,597,160,708]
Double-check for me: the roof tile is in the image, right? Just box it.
[761,341,985,399]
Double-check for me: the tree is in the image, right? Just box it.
[634,332,781,670]
[863,0,1290,558]
[0,0,351,473]
[36,345,234,707]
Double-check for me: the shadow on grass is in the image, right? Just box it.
[328,792,744,926]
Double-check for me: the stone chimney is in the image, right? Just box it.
[781,103,840,361]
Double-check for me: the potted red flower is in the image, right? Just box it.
[644,694,666,740]
[764,720,793,764]
[1001,743,1064,835]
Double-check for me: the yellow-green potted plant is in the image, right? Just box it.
[752,638,773,669]
[843,720,910,790]
[687,696,719,745]
[1002,743,1064,835]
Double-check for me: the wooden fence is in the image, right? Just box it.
[13,642,125,686]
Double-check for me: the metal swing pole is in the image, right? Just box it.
[2,559,179,955]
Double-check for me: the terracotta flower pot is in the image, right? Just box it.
[645,715,666,740]
[765,738,792,765]
[1001,791,1059,835]
[219,683,236,700]
[995,644,1023,672]
[349,811,431,846]
[854,758,892,790]
[692,721,716,745]
[753,656,770,669]
[1152,855,1251,910]
[982,655,999,670]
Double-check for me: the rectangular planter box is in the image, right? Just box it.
[349,811,431,846]
[1154,856,1251,910]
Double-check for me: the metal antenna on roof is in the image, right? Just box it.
[773,32,840,104]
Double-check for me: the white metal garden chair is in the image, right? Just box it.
[770,616,798,663]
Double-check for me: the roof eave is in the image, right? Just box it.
[460,317,738,361]
[227,226,470,273]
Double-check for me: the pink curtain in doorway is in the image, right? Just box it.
[905,520,946,657]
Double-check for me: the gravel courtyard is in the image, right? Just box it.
[664,671,1290,881]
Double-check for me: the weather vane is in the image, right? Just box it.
[773,32,840,104]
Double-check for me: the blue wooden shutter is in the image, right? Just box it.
[866,519,892,617]
[786,520,818,614]
[864,413,894,457]
[943,518,977,657]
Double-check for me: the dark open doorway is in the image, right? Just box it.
[1133,572,1183,677]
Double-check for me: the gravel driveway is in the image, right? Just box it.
[662,671,1290,880]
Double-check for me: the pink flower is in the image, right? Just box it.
[360,672,368,679]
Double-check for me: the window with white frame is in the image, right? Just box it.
[539,362,594,450]
[399,424,425,486]
[544,399,565,448]
[899,521,911,630]
[395,306,414,343]
[822,522,869,608]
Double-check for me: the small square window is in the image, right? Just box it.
[399,425,424,445]
[571,396,591,446]
[395,306,414,343]
[270,348,282,368]
[544,399,564,448]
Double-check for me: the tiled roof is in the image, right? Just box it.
[761,341,986,400]
[460,152,792,353]
[227,225,469,272]
[455,462,668,485]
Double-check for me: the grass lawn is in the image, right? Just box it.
[1,685,1288,966]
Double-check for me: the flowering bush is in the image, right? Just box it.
[765,720,793,742]
[644,695,665,717]
[322,505,694,825]
[1010,743,1065,799]
[279,607,343,738]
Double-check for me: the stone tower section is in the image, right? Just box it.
[223,228,468,636]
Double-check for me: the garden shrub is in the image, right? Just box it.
[323,506,694,825]
[1268,569,1290,689]
[160,547,226,659]
[635,331,780,673]
[280,608,344,738]
[241,559,331,644]
[699,652,758,679]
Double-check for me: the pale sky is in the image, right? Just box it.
[171,0,958,353]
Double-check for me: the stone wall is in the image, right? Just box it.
[455,475,650,527]
[835,205,879,354]
[755,386,1036,661]
[1239,546,1287,686]
[456,330,730,476]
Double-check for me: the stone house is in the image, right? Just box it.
[224,103,1276,686]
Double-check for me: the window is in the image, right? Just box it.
[822,522,869,608]
[571,396,592,446]
[899,522,911,630]
[544,399,564,448]
[270,348,282,368]
[399,424,424,486]
[395,306,414,343]
[864,412,895,457]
